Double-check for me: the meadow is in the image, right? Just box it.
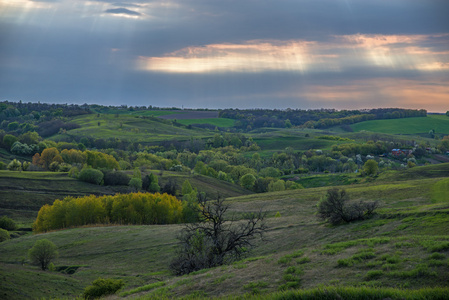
[1,164,449,299]
[350,114,449,135]
[1,104,449,299]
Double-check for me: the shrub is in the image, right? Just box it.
[103,171,130,186]
[7,159,21,171]
[78,167,104,185]
[0,216,17,231]
[68,166,79,178]
[129,177,142,190]
[83,278,124,300]
[317,188,379,225]
[29,239,58,270]
[0,228,10,242]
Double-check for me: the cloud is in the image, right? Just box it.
[104,7,142,16]
[0,0,448,111]
[136,34,449,74]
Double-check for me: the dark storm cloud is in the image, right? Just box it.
[104,8,142,16]
[0,0,448,111]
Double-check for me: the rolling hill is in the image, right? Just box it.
[1,164,448,299]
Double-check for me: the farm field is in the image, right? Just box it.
[350,115,449,135]
[1,164,449,299]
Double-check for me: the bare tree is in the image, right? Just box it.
[317,188,379,225]
[170,195,266,275]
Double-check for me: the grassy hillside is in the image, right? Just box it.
[251,129,350,151]
[1,164,448,299]
[0,170,252,226]
[176,118,235,128]
[52,114,210,143]
[350,115,449,135]
[0,171,125,226]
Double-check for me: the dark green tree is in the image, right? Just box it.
[29,239,58,270]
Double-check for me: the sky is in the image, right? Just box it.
[0,0,448,111]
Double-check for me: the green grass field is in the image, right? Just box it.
[176,118,236,128]
[53,114,210,143]
[0,170,252,227]
[91,108,185,117]
[350,115,449,135]
[1,164,448,299]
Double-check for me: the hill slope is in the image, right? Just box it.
[350,115,449,135]
[1,164,448,299]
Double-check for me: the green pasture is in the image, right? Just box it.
[54,114,209,143]
[91,108,184,117]
[350,115,449,135]
[176,118,236,128]
[1,164,449,298]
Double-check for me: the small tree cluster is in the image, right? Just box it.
[170,196,266,275]
[28,239,58,270]
[0,216,17,231]
[83,278,124,300]
[317,188,379,225]
[33,192,187,232]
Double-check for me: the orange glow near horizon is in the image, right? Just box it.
[136,34,449,74]
[302,78,449,112]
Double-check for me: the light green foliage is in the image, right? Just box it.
[85,150,119,169]
[182,179,193,195]
[7,159,21,171]
[278,250,304,264]
[33,192,186,232]
[78,167,104,185]
[240,173,256,190]
[0,228,10,242]
[0,216,17,231]
[285,181,303,190]
[142,173,160,192]
[22,161,30,171]
[279,266,303,290]
[128,177,142,190]
[268,179,285,192]
[83,278,124,300]
[259,167,282,178]
[364,159,378,176]
[431,178,449,203]
[133,168,142,180]
[28,239,58,270]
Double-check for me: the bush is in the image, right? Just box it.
[103,171,130,186]
[0,228,10,242]
[0,216,17,231]
[29,239,58,270]
[78,167,104,185]
[317,188,379,225]
[7,159,21,171]
[128,177,142,190]
[83,278,124,300]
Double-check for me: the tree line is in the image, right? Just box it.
[33,192,192,233]
[219,108,427,130]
